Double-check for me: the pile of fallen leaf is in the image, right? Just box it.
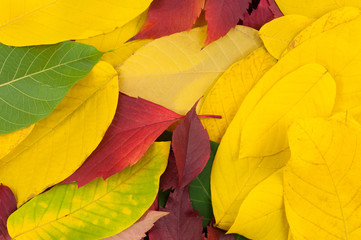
[1,0,361,240]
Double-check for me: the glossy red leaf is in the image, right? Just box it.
[135,0,205,39]
[204,0,252,44]
[63,93,183,187]
[172,102,211,189]
[243,0,283,29]
[0,185,16,240]
[148,188,203,240]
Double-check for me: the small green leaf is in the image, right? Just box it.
[7,142,170,240]
[189,141,219,228]
[0,41,102,134]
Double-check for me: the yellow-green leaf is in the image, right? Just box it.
[76,11,148,52]
[118,26,262,115]
[259,15,314,59]
[0,61,118,206]
[228,170,289,240]
[7,142,170,240]
[0,0,152,46]
[275,0,361,18]
[285,114,361,240]
[211,63,336,230]
[199,47,276,143]
[0,125,34,159]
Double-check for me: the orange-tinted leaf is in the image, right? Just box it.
[0,185,16,240]
[63,93,183,187]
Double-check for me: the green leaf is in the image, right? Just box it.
[0,41,102,134]
[189,141,219,228]
[7,142,170,240]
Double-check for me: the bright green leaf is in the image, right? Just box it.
[7,142,170,240]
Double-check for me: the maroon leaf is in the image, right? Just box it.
[172,102,211,188]
[63,93,183,187]
[267,0,283,18]
[135,0,205,39]
[204,0,252,45]
[243,0,283,30]
[148,188,203,240]
[160,151,178,190]
[0,185,16,240]
[207,220,235,240]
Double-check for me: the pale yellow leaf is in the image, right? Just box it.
[117,26,262,115]
[0,61,118,206]
[0,0,152,46]
[228,170,289,240]
[275,0,361,18]
[0,125,34,159]
[199,47,276,143]
[285,114,361,240]
[77,11,148,52]
[259,15,314,59]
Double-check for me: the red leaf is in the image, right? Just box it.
[160,151,178,190]
[172,102,211,188]
[204,0,252,45]
[148,188,203,240]
[63,93,183,187]
[135,0,205,39]
[0,185,16,240]
[207,222,235,240]
[267,0,283,18]
[243,0,283,29]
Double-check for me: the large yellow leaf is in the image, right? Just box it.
[0,0,152,46]
[211,63,336,230]
[285,114,361,239]
[0,125,34,159]
[259,15,314,59]
[0,61,118,206]
[117,26,262,115]
[228,170,289,240]
[275,0,361,18]
[199,47,276,143]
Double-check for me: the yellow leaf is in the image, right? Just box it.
[228,170,289,240]
[0,61,118,206]
[211,63,336,230]
[0,0,152,46]
[117,26,263,115]
[259,15,314,59]
[199,47,276,143]
[105,39,152,68]
[285,114,361,239]
[0,125,34,159]
[274,0,361,18]
[76,11,148,52]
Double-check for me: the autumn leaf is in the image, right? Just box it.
[63,93,183,187]
[0,125,34,159]
[160,151,178,191]
[0,185,16,240]
[7,142,170,240]
[0,0,153,46]
[243,0,281,30]
[207,222,235,240]
[118,25,262,114]
[0,61,118,206]
[285,114,361,239]
[103,211,168,240]
[204,0,252,44]
[148,188,203,240]
[172,102,210,188]
[135,0,205,39]
[0,41,102,134]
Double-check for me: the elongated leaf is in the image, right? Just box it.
[118,26,262,115]
[229,170,289,240]
[211,63,336,230]
[0,41,102,134]
[285,114,361,239]
[189,141,218,228]
[7,142,170,240]
[199,47,276,143]
[63,93,183,187]
[0,185,16,240]
[0,61,118,206]
[0,125,33,159]
[0,0,152,46]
